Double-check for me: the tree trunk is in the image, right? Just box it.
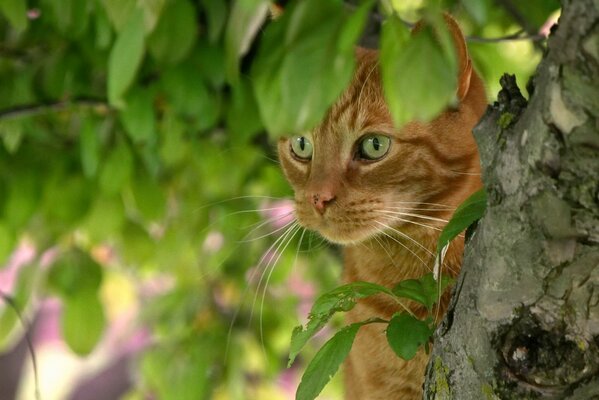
[423,0,599,398]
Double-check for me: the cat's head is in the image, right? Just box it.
[277,16,486,245]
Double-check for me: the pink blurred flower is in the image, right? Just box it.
[260,200,295,229]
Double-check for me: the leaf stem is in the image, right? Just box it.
[0,289,41,400]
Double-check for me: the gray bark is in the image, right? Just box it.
[423,0,599,399]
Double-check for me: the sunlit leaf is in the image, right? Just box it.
[296,323,361,400]
[131,175,166,221]
[386,313,434,361]
[437,188,487,254]
[62,291,106,355]
[381,16,457,128]
[224,0,269,82]
[99,140,133,194]
[101,0,136,31]
[107,8,146,107]
[392,273,454,312]
[289,281,392,366]
[252,0,372,136]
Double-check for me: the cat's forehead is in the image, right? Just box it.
[313,48,394,140]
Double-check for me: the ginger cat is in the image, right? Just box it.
[278,16,487,399]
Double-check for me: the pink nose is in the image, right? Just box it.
[311,193,336,215]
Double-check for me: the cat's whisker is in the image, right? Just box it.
[195,195,291,212]
[372,222,433,273]
[258,224,302,359]
[376,211,443,232]
[372,234,397,267]
[383,210,449,224]
[390,201,456,209]
[227,221,294,352]
[238,212,296,243]
[246,221,299,324]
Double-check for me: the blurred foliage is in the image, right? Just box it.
[0,0,558,399]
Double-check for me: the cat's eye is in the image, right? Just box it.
[358,134,391,160]
[290,135,313,160]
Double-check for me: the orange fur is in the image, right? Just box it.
[278,16,486,399]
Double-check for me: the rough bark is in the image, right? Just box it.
[424,1,599,399]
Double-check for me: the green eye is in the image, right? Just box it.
[290,136,313,160]
[359,135,391,160]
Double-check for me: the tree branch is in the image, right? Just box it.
[0,98,110,122]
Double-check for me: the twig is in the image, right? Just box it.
[0,98,109,122]
[0,289,41,400]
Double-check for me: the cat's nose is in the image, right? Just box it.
[311,193,336,215]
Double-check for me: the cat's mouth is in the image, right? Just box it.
[295,205,382,245]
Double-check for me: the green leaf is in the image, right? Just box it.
[0,120,24,153]
[107,8,146,107]
[147,0,197,65]
[252,0,372,136]
[289,281,392,366]
[224,0,269,83]
[62,291,106,355]
[296,323,361,400]
[437,188,487,253]
[80,118,100,178]
[130,175,166,221]
[47,249,103,298]
[119,88,157,144]
[380,16,457,128]
[99,140,133,194]
[83,196,126,242]
[42,175,93,227]
[0,0,28,32]
[511,0,560,29]
[461,0,490,24]
[226,77,263,141]
[0,222,15,265]
[4,172,39,229]
[161,64,219,129]
[386,313,434,361]
[200,0,227,43]
[392,273,454,312]
[101,0,136,32]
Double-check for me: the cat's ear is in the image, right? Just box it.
[413,14,473,101]
[443,14,472,101]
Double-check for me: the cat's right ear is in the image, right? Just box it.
[412,14,473,101]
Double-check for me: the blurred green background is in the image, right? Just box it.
[0,0,557,399]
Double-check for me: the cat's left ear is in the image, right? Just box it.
[442,14,472,101]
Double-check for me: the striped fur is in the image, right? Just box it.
[278,18,487,399]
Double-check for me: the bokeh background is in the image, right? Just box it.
[0,0,558,399]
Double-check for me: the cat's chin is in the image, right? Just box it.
[312,226,377,246]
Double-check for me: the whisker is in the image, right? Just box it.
[238,213,296,243]
[389,201,456,209]
[249,222,300,323]
[373,222,433,273]
[376,211,443,232]
[258,224,302,359]
[383,210,449,224]
[372,235,397,267]
[195,195,291,212]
